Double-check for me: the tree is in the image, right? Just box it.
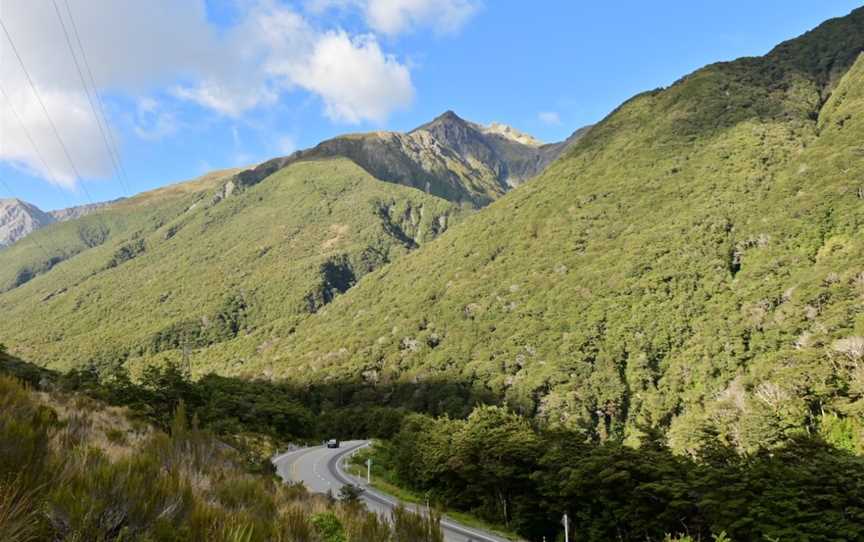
[448,406,542,530]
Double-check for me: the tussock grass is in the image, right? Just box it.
[0,374,447,541]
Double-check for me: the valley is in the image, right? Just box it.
[3,3,864,541]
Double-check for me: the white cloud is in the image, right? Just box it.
[538,111,562,126]
[287,32,413,123]
[132,98,180,141]
[366,0,481,35]
[308,0,481,36]
[0,0,416,188]
[0,85,107,188]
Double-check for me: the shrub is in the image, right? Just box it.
[311,511,346,542]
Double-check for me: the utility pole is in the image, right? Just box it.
[563,513,569,542]
[366,458,372,484]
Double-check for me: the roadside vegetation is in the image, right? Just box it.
[0,365,445,542]
[366,406,864,541]
[5,346,864,541]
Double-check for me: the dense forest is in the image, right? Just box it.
[375,407,864,541]
[4,351,863,541]
[4,5,864,541]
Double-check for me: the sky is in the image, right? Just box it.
[0,0,861,211]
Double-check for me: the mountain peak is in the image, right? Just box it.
[412,110,472,133]
[0,198,55,248]
[436,110,464,122]
[479,122,543,146]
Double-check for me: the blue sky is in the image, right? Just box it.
[1,0,860,211]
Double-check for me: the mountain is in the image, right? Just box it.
[228,111,587,207]
[0,198,55,248]
[49,198,125,222]
[1,111,577,252]
[0,159,464,371]
[0,169,242,292]
[0,197,126,249]
[217,7,864,453]
[0,111,580,372]
[6,6,864,460]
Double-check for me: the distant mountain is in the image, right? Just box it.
[0,197,127,249]
[0,198,55,249]
[49,199,124,222]
[228,111,589,207]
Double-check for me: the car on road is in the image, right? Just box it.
[326,438,340,448]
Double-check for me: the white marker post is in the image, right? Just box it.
[563,512,569,542]
[366,458,372,484]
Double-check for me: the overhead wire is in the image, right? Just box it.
[51,0,131,197]
[0,9,118,287]
[0,81,76,210]
[0,15,104,209]
[61,0,132,194]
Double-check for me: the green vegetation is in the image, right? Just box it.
[230,8,864,455]
[0,159,463,373]
[9,10,864,455]
[0,169,238,293]
[347,448,522,541]
[4,7,864,540]
[367,405,864,541]
[0,369,446,541]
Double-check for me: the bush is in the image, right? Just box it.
[311,511,346,542]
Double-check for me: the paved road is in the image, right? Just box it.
[273,440,513,542]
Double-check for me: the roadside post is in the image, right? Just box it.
[366,457,372,484]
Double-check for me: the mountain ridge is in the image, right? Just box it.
[221,7,864,453]
[4,7,864,457]
[229,110,589,207]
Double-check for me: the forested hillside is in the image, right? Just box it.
[240,8,864,453]
[4,5,864,457]
[0,160,462,372]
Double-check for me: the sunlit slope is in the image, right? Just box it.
[0,159,461,372]
[257,9,864,450]
[0,168,240,292]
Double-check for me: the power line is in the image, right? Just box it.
[0,14,102,208]
[52,0,130,196]
[50,0,129,197]
[62,0,131,194]
[0,81,76,210]
[0,10,113,289]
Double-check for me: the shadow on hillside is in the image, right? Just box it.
[0,352,497,442]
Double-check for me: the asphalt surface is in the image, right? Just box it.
[273,440,513,542]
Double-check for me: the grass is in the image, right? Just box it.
[0,374,447,541]
[347,443,523,541]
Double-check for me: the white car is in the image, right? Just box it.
[326,439,340,449]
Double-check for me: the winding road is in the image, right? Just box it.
[273,440,512,542]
